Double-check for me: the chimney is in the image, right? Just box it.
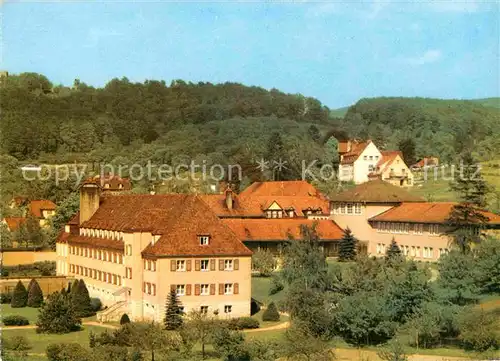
[79,182,101,224]
[225,187,233,210]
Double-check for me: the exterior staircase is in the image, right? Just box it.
[96,301,128,323]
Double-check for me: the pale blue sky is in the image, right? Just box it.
[2,1,499,107]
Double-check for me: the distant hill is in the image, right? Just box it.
[342,97,500,162]
[330,106,349,118]
[469,97,500,109]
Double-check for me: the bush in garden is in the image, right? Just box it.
[11,281,28,308]
[0,293,12,304]
[27,279,44,307]
[3,315,29,326]
[262,302,280,322]
[90,298,102,312]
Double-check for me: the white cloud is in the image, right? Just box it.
[405,49,442,65]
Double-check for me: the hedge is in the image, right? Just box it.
[2,261,56,277]
[3,315,30,326]
[0,293,12,304]
[225,317,260,330]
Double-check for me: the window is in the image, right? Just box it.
[200,284,210,295]
[368,164,375,172]
[126,245,132,256]
[375,155,379,160]
[369,155,373,160]
[176,285,185,296]
[199,236,210,245]
[429,224,440,235]
[363,155,367,160]
[224,283,233,295]
[340,203,346,214]
[200,306,208,314]
[151,260,156,271]
[151,283,156,295]
[200,259,209,271]
[414,224,423,235]
[410,246,416,257]
[346,203,353,214]
[224,259,233,271]
[354,203,362,214]
[176,260,186,271]
[126,267,132,279]
[416,247,420,257]
[224,305,232,314]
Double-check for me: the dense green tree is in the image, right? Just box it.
[338,228,357,262]
[458,308,499,352]
[37,290,81,333]
[397,138,416,166]
[436,250,479,305]
[27,278,44,307]
[119,313,131,325]
[377,339,408,361]
[49,192,79,247]
[183,310,217,359]
[307,125,321,142]
[474,237,500,294]
[164,289,183,330]
[212,327,250,361]
[385,238,403,263]
[11,281,28,308]
[71,279,93,318]
[251,249,275,277]
[280,323,335,361]
[0,223,13,248]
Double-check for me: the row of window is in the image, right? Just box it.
[70,246,124,263]
[171,259,238,272]
[144,260,157,271]
[375,222,441,235]
[332,203,363,215]
[376,244,449,258]
[70,264,122,286]
[80,228,123,241]
[172,283,239,296]
[363,155,380,161]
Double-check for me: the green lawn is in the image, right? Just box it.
[250,308,289,328]
[251,276,286,306]
[1,304,41,324]
[2,326,108,354]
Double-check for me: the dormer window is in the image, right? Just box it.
[199,236,210,245]
[104,183,110,189]
[119,184,123,189]
[289,210,294,218]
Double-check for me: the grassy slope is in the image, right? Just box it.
[469,97,500,109]
[330,106,349,118]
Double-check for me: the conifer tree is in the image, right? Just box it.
[11,281,28,308]
[338,227,357,262]
[164,289,183,330]
[262,302,280,322]
[71,279,93,318]
[386,238,403,263]
[120,313,131,325]
[447,152,491,252]
[27,279,44,307]
[36,290,81,334]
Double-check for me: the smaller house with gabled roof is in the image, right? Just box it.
[338,140,414,187]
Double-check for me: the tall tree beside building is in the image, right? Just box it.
[71,279,93,318]
[164,289,183,330]
[27,279,44,307]
[386,238,403,263]
[338,228,357,262]
[398,138,417,167]
[446,152,491,252]
[11,281,28,308]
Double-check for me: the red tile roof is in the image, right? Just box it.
[369,202,500,225]
[75,194,251,257]
[331,180,424,203]
[142,196,252,257]
[200,194,330,218]
[84,175,131,191]
[68,212,80,225]
[239,181,324,198]
[29,200,56,218]
[4,217,26,231]
[67,235,125,251]
[339,141,371,165]
[222,219,344,242]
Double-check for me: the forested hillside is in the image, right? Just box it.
[0,73,334,162]
[342,97,500,163]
